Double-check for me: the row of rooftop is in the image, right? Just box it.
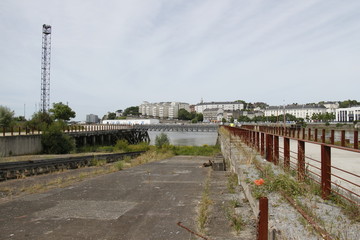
[87,101,360,123]
[139,101,360,123]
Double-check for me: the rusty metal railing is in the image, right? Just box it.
[222,125,360,205]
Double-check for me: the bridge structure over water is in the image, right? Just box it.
[133,124,218,132]
[0,125,150,157]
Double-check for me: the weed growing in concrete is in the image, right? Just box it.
[223,198,244,234]
[197,170,212,233]
[227,172,238,194]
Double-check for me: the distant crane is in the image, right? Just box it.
[40,24,52,113]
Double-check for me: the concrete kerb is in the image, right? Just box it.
[219,132,280,239]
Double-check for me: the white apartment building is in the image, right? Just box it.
[336,106,360,122]
[139,101,190,119]
[323,101,339,114]
[195,101,244,114]
[264,105,327,120]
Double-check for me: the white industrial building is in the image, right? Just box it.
[336,106,360,122]
[139,101,190,119]
[195,101,244,114]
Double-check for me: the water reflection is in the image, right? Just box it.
[148,131,218,146]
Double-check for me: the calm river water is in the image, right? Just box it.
[148,131,218,146]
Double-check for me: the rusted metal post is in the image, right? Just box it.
[297,129,300,139]
[261,133,265,156]
[321,129,325,143]
[341,130,345,147]
[256,132,260,151]
[354,131,359,149]
[258,197,268,240]
[284,137,290,170]
[321,145,331,199]
[330,130,335,145]
[308,128,311,140]
[266,134,273,163]
[18,127,21,135]
[314,128,318,142]
[298,140,305,181]
[274,136,279,165]
[302,128,305,139]
[2,127,5,136]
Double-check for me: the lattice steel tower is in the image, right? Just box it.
[40,24,52,112]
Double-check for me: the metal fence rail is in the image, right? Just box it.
[222,125,360,205]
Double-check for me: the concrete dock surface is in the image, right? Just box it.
[0,156,251,240]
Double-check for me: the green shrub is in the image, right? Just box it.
[127,142,150,152]
[173,145,220,156]
[97,146,114,152]
[115,161,124,170]
[41,122,75,154]
[115,140,130,152]
[155,133,170,148]
[90,158,107,166]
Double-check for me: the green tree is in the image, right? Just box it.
[0,105,14,128]
[178,108,192,120]
[41,121,75,154]
[123,106,140,116]
[27,111,53,130]
[339,100,360,108]
[155,133,170,148]
[238,116,250,122]
[196,113,203,122]
[49,102,76,121]
[107,112,116,120]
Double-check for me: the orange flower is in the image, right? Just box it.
[254,178,265,186]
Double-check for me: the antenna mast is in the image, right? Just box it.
[40,24,52,112]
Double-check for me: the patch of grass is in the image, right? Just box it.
[123,156,132,163]
[227,173,238,194]
[197,170,212,233]
[115,161,124,171]
[328,193,360,222]
[90,158,107,167]
[97,146,114,152]
[230,213,244,233]
[267,174,304,197]
[172,145,220,156]
[224,198,244,234]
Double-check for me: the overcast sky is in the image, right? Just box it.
[1,0,359,121]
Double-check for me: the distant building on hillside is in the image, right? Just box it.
[86,114,100,123]
[195,101,244,114]
[139,101,190,119]
[115,110,123,118]
[264,104,327,120]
